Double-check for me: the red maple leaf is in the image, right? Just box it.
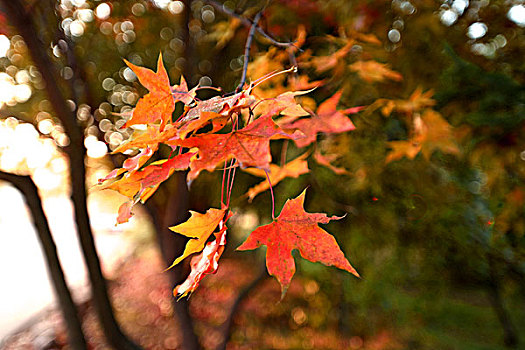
[281,91,361,147]
[101,152,195,223]
[124,53,175,131]
[173,115,302,181]
[238,189,359,297]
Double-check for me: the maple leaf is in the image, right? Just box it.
[123,53,175,131]
[243,153,310,202]
[311,41,354,73]
[179,91,253,124]
[417,109,460,159]
[174,227,227,298]
[173,115,302,181]
[395,87,436,114]
[176,111,228,139]
[238,189,359,297]
[313,150,349,175]
[100,152,195,223]
[256,89,313,118]
[386,109,459,163]
[167,208,228,269]
[281,91,360,147]
[122,146,156,172]
[113,126,162,153]
[348,60,402,83]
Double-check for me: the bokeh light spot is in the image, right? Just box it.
[95,3,111,20]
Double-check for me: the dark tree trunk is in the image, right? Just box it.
[146,0,201,348]
[147,172,201,350]
[0,171,87,350]
[0,1,141,349]
[487,258,518,348]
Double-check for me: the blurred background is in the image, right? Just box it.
[0,0,524,349]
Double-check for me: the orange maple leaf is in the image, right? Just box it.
[349,60,402,83]
[256,89,313,118]
[101,152,195,223]
[243,153,310,202]
[124,53,175,131]
[386,109,459,163]
[168,208,228,269]
[179,91,253,123]
[238,189,359,297]
[176,111,228,139]
[311,41,354,73]
[173,115,302,181]
[313,150,349,175]
[282,91,360,147]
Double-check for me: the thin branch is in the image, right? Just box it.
[205,0,297,48]
[0,171,87,350]
[236,11,262,92]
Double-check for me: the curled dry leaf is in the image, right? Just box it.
[172,211,233,298]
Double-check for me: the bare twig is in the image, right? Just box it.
[205,0,297,48]
[236,11,262,92]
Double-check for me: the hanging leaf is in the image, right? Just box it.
[238,189,359,297]
[167,208,229,269]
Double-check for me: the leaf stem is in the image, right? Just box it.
[221,159,227,207]
[264,168,276,220]
[226,159,237,208]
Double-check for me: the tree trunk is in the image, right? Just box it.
[0,171,87,350]
[487,258,518,348]
[0,2,141,349]
[146,172,201,350]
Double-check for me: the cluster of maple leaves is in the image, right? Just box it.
[98,53,361,298]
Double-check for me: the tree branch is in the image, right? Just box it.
[0,171,87,350]
[236,11,262,91]
[204,0,297,48]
